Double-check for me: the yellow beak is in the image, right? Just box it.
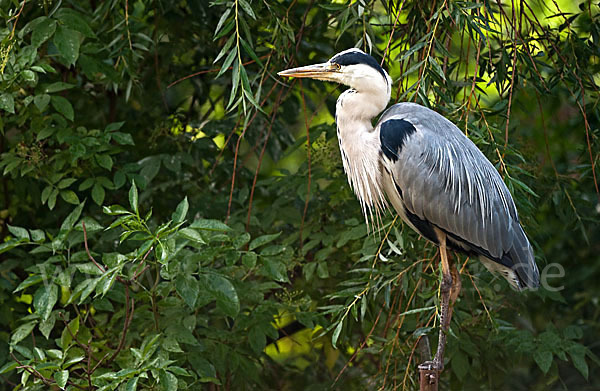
[277,63,340,82]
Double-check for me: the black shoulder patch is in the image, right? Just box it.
[379,119,417,162]
[330,51,387,80]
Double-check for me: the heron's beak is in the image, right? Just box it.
[278,63,340,82]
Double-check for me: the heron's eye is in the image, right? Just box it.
[332,63,341,70]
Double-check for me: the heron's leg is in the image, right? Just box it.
[418,229,453,375]
[431,229,452,371]
[418,229,452,373]
[449,260,462,308]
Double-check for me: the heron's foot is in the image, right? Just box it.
[418,359,443,372]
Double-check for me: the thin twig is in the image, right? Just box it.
[133,245,153,279]
[298,80,312,250]
[106,284,134,364]
[500,0,518,159]
[7,0,27,40]
[333,305,384,385]
[11,352,53,387]
[381,0,406,65]
[82,221,106,273]
[167,55,270,89]
[245,86,285,231]
[59,312,101,362]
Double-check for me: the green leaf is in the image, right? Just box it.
[239,0,257,19]
[30,229,45,242]
[260,244,285,256]
[41,185,53,204]
[39,312,56,339]
[240,37,262,66]
[398,306,436,317]
[207,274,240,318]
[233,232,251,249]
[213,9,232,38]
[57,178,77,189]
[14,275,44,292]
[76,278,100,304]
[0,361,18,375]
[91,183,105,205]
[249,232,281,250]
[60,316,79,349]
[54,370,69,389]
[60,190,80,204]
[216,49,236,78]
[190,219,231,231]
[10,321,37,346]
[262,258,288,282]
[129,180,139,214]
[179,228,206,244]
[97,272,117,297]
[54,26,80,66]
[36,126,55,141]
[51,95,74,121]
[176,274,199,309]
[112,132,135,145]
[0,93,15,114]
[140,156,161,183]
[33,284,58,321]
[114,171,126,189]
[75,263,104,276]
[103,204,130,215]
[452,350,469,380]
[0,241,20,255]
[105,122,125,132]
[563,325,583,340]
[214,34,235,64]
[214,18,234,40]
[44,82,75,93]
[242,252,257,268]
[316,261,329,278]
[331,321,343,348]
[48,188,58,210]
[248,326,266,354]
[126,377,139,391]
[7,224,29,240]
[32,17,57,47]
[58,13,96,38]
[534,350,553,374]
[567,344,589,379]
[162,336,184,353]
[428,56,446,80]
[60,201,85,231]
[96,154,113,171]
[166,324,199,346]
[172,197,189,223]
[33,94,52,113]
[22,69,36,83]
[159,369,178,391]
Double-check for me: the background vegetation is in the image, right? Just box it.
[0,0,599,389]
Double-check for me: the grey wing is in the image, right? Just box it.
[377,103,540,289]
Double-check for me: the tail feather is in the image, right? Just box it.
[479,224,539,291]
[508,224,540,289]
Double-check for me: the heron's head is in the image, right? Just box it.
[278,48,391,94]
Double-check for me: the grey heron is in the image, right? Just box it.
[278,48,540,372]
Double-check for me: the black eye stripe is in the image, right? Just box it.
[330,51,387,80]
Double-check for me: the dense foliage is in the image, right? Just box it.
[1,0,599,390]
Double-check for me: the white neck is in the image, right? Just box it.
[335,84,390,227]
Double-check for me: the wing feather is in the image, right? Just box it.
[377,103,539,288]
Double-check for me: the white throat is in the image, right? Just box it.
[335,78,391,228]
